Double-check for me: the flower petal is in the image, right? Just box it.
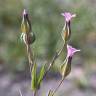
[61,12,76,22]
[67,44,80,57]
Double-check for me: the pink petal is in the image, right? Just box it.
[61,12,76,22]
[67,44,80,57]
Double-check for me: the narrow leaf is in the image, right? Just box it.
[31,63,37,91]
[37,64,45,88]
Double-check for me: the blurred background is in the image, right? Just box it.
[0,0,96,96]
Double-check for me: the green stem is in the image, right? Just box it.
[43,44,65,79]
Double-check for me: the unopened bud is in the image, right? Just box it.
[21,9,31,33]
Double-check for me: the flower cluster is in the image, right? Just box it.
[20,10,80,96]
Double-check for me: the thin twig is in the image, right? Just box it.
[52,78,65,96]
[19,89,23,96]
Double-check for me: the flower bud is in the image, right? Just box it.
[21,9,31,33]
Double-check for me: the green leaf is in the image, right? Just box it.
[60,58,71,78]
[37,64,45,88]
[31,63,37,91]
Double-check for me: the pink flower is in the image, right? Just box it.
[61,12,76,22]
[67,44,80,58]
